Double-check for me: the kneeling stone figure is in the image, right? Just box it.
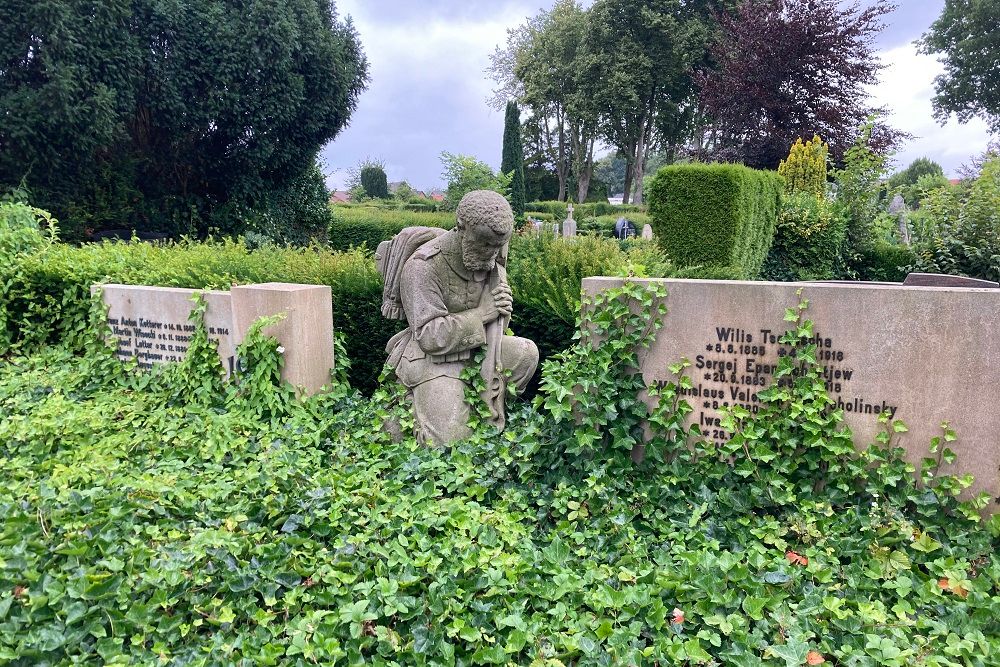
[376,190,539,445]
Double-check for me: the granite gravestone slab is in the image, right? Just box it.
[95,282,334,395]
[582,277,1000,513]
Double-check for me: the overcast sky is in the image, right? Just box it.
[320,0,994,192]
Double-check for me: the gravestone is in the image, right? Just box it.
[641,224,653,240]
[562,203,577,237]
[94,282,334,395]
[582,277,1000,513]
[614,217,637,239]
[888,194,911,245]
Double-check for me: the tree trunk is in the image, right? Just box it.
[576,136,595,203]
[632,133,647,205]
[631,107,656,205]
[621,158,635,205]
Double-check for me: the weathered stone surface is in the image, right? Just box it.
[379,190,538,445]
[95,282,334,395]
[903,272,999,288]
[562,219,577,237]
[583,277,1000,513]
[231,283,334,395]
[97,284,237,373]
[641,224,653,240]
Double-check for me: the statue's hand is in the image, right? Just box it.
[492,281,513,318]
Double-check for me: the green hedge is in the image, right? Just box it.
[855,242,917,282]
[525,201,644,219]
[762,193,847,282]
[328,207,454,252]
[578,213,652,237]
[2,217,671,394]
[0,238,394,394]
[648,164,783,279]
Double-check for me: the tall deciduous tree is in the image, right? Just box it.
[697,0,896,169]
[919,0,1000,135]
[586,0,710,204]
[501,101,526,220]
[488,0,598,202]
[0,0,368,238]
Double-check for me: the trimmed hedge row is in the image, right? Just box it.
[855,242,918,282]
[525,201,644,219]
[0,239,394,394]
[578,213,652,237]
[2,228,670,394]
[328,207,454,251]
[648,164,783,279]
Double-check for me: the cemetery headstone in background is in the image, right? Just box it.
[94,282,334,395]
[563,204,577,237]
[583,277,1000,514]
[641,224,653,240]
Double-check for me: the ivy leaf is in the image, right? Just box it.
[280,514,303,533]
[910,533,941,553]
[742,596,768,620]
[769,641,809,667]
[543,535,569,565]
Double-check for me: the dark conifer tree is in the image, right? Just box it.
[501,101,526,221]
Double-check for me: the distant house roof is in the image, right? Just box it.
[948,178,961,186]
[330,191,351,203]
[429,192,445,202]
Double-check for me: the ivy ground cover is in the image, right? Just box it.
[1,287,999,666]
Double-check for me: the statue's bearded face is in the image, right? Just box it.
[461,223,509,272]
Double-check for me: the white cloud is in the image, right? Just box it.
[871,44,994,176]
[322,1,526,191]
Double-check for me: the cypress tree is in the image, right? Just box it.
[360,164,389,199]
[501,101,526,222]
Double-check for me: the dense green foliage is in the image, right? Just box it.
[525,201,643,219]
[0,0,368,240]
[886,158,948,209]
[1,204,670,394]
[243,163,333,248]
[908,155,1000,283]
[360,165,390,200]
[648,163,783,279]
[853,243,918,283]
[764,138,845,282]
[578,214,652,238]
[1,281,998,665]
[328,208,455,252]
[440,153,512,212]
[919,0,1000,134]
[501,102,527,222]
[0,198,58,264]
[832,121,892,260]
[763,193,846,282]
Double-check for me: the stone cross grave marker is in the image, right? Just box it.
[563,203,577,238]
[582,277,1000,514]
[94,282,334,395]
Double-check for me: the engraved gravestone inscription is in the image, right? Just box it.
[582,277,1000,514]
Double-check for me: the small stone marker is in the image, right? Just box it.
[582,277,1000,514]
[641,224,653,240]
[94,282,334,395]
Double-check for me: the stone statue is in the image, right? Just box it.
[376,190,539,445]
